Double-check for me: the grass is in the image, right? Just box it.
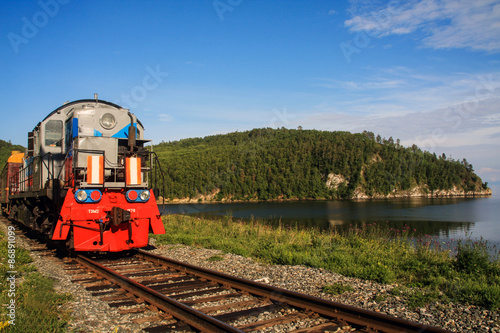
[321,283,354,295]
[154,214,500,310]
[0,228,72,332]
[207,255,224,262]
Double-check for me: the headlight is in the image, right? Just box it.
[90,190,102,201]
[75,189,102,203]
[126,189,150,202]
[76,190,88,202]
[100,113,116,129]
[126,190,138,201]
[140,190,150,201]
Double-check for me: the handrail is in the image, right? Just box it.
[58,149,74,188]
[8,152,56,195]
[151,151,166,215]
[42,152,54,180]
[72,148,105,188]
[71,148,155,190]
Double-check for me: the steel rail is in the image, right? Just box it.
[75,254,244,333]
[137,249,452,333]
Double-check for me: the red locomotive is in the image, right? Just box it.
[0,96,165,251]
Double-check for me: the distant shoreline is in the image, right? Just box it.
[158,188,492,204]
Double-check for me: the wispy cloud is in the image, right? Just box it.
[314,77,405,90]
[158,114,174,122]
[302,67,500,163]
[478,167,500,182]
[295,97,500,154]
[345,0,500,52]
[184,60,206,66]
[313,68,500,116]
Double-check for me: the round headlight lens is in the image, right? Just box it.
[127,190,138,201]
[100,113,116,129]
[76,190,88,202]
[140,190,150,201]
[90,190,102,201]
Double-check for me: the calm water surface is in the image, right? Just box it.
[160,195,500,244]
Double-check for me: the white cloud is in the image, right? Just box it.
[345,0,500,52]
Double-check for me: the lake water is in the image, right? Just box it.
[160,194,500,244]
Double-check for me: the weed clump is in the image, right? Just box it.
[322,283,354,295]
[454,238,496,274]
[207,255,224,262]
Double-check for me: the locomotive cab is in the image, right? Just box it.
[67,102,148,188]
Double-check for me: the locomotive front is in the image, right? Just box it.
[7,97,165,252]
[55,99,165,251]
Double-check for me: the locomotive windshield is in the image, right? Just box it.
[45,120,63,147]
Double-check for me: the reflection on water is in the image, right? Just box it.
[160,196,500,243]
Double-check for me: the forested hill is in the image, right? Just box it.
[0,139,25,169]
[154,128,491,201]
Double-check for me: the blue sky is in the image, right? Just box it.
[1,0,500,188]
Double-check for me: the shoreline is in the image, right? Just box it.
[158,189,492,204]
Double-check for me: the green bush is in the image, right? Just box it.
[454,239,491,274]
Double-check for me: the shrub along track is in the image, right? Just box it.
[67,249,452,333]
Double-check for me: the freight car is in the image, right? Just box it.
[0,96,165,251]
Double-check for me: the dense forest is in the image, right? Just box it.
[154,128,490,201]
[0,139,25,169]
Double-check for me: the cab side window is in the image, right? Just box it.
[45,120,63,147]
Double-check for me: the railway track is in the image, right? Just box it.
[65,250,452,333]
